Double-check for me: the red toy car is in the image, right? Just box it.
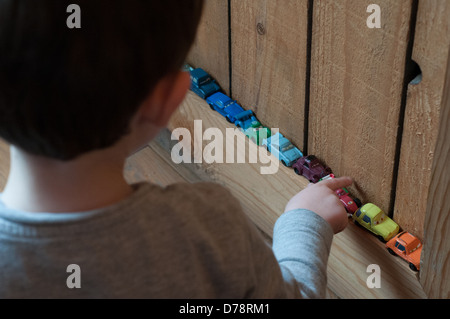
[336,188,362,215]
[293,155,332,183]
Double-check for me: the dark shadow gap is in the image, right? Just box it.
[389,0,420,219]
[303,0,314,156]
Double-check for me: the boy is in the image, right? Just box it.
[0,0,352,298]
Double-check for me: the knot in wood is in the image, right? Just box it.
[256,23,266,35]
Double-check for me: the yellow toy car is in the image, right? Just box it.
[352,203,399,242]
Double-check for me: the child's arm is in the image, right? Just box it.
[272,177,353,298]
[283,177,353,234]
[178,178,351,298]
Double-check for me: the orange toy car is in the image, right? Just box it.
[386,231,422,271]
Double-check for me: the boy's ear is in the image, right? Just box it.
[138,70,190,127]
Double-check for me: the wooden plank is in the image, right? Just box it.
[419,22,450,299]
[309,0,412,217]
[168,91,427,298]
[0,139,10,191]
[230,0,309,151]
[187,0,230,94]
[394,0,450,240]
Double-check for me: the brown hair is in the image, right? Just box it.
[0,0,203,160]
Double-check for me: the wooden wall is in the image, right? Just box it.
[185,0,449,298]
[230,0,310,151]
[394,0,450,239]
[188,0,230,94]
[420,52,450,298]
[309,0,413,222]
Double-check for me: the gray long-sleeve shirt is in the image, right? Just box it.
[0,182,333,298]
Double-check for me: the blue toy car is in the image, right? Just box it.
[206,92,246,123]
[189,68,220,99]
[262,132,303,167]
[234,110,261,130]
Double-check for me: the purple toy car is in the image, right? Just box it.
[293,155,332,183]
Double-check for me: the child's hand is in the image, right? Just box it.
[284,177,354,234]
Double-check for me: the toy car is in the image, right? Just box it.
[234,110,261,130]
[292,155,332,183]
[243,126,271,146]
[386,231,422,271]
[189,68,221,99]
[336,188,362,215]
[206,92,246,123]
[262,132,303,167]
[352,203,399,242]
[319,173,335,181]
[182,63,194,72]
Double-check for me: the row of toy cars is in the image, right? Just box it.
[319,177,422,271]
[184,64,272,146]
[184,64,422,272]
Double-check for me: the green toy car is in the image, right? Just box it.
[243,126,271,146]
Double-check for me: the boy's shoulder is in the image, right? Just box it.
[148,181,245,223]
[163,181,235,205]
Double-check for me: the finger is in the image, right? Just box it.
[320,176,353,191]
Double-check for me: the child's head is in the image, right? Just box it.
[0,0,203,160]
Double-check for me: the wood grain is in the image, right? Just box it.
[186,0,230,94]
[168,91,427,298]
[309,0,412,218]
[230,0,309,151]
[419,17,450,298]
[0,139,10,191]
[394,0,450,240]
